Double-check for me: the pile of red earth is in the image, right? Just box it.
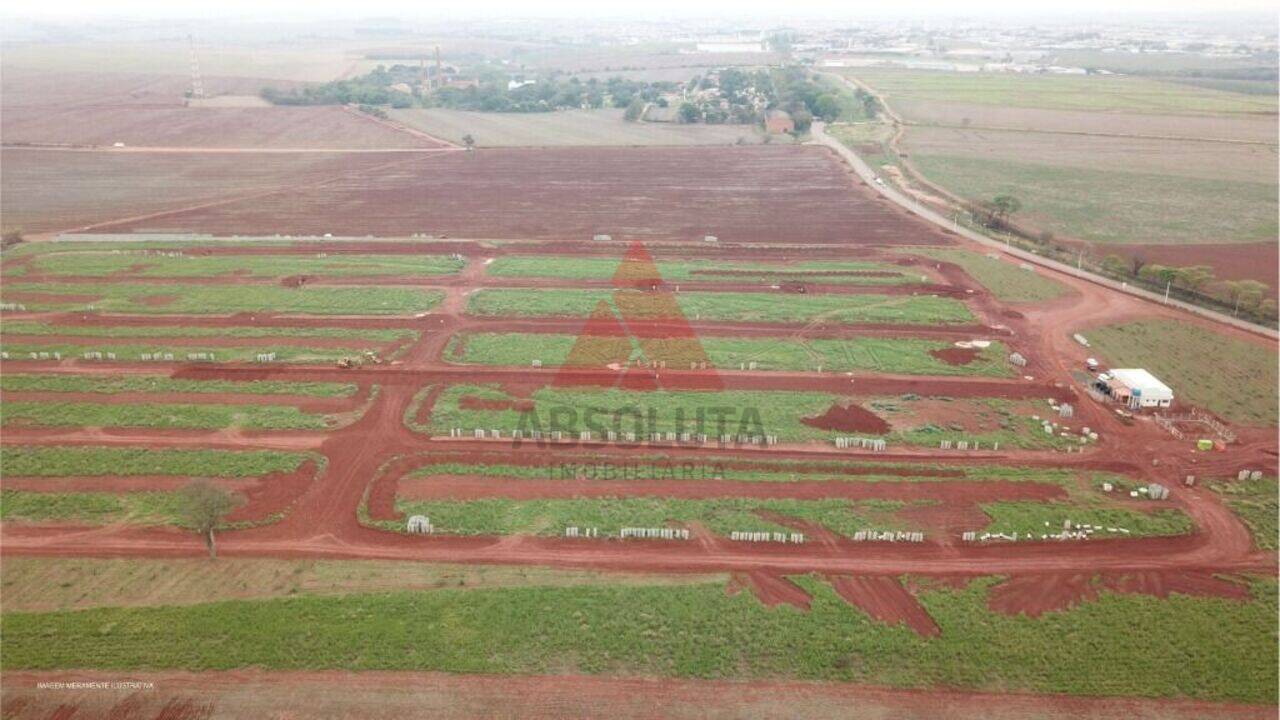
[802,403,890,434]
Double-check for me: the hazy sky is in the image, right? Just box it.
[11,0,1279,19]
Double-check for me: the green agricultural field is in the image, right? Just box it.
[1,342,357,365]
[466,289,974,325]
[424,385,1069,449]
[13,252,464,278]
[0,282,442,316]
[0,320,415,343]
[1211,476,1278,550]
[485,257,916,285]
[851,68,1277,114]
[1085,319,1278,426]
[0,374,355,397]
[0,558,725,612]
[0,401,332,430]
[979,501,1194,538]
[3,576,1274,702]
[450,332,1013,377]
[0,446,315,478]
[1,489,190,526]
[908,155,1278,245]
[386,497,910,538]
[910,248,1068,303]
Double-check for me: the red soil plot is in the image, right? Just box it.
[0,148,415,234]
[828,574,941,637]
[224,461,323,524]
[2,105,445,150]
[987,573,1100,618]
[1099,570,1252,602]
[929,347,981,366]
[393,475,1066,503]
[802,403,891,434]
[94,145,958,246]
[728,571,813,610]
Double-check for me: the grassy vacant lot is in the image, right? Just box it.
[466,289,973,325]
[0,320,415,343]
[980,501,1193,538]
[1,282,442,316]
[3,576,1273,702]
[911,248,1068,303]
[1211,476,1278,550]
[1085,319,1278,426]
[486,257,916,285]
[0,557,724,612]
[1,341,358,364]
[387,497,910,538]
[450,332,1013,377]
[0,489,189,526]
[14,253,464,278]
[0,374,354,397]
[909,154,1277,245]
[0,446,313,477]
[389,108,773,147]
[851,68,1277,114]
[426,385,1066,449]
[0,401,332,430]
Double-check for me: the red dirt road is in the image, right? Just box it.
[3,670,1272,720]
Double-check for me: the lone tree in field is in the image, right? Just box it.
[178,479,242,559]
[461,134,475,150]
[990,194,1022,222]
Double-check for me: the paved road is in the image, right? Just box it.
[809,121,1278,341]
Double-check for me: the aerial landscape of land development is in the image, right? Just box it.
[0,3,1276,719]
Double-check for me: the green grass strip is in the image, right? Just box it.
[0,446,312,477]
[1,577,1274,702]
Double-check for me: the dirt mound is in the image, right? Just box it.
[828,575,940,636]
[987,573,1098,618]
[929,347,980,366]
[802,403,890,434]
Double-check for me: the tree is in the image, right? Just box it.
[991,194,1022,220]
[1100,254,1128,275]
[677,102,699,124]
[811,93,841,122]
[1225,279,1268,314]
[1172,265,1215,292]
[461,134,475,150]
[790,108,814,133]
[1129,254,1147,278]
[178,480,242,559]
[623,98,645,122]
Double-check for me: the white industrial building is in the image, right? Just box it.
[1099,368,1174,409]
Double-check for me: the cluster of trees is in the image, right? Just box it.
[667,68,774,125]
[1101,255,1275,317]
[261,65,419,108]
[436,75,677,113]
[967,195,1275,320]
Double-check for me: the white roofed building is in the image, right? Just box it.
[1104,368,1174,409]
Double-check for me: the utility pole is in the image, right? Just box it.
[1164,280,1171,304]
[187,34,204,99]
